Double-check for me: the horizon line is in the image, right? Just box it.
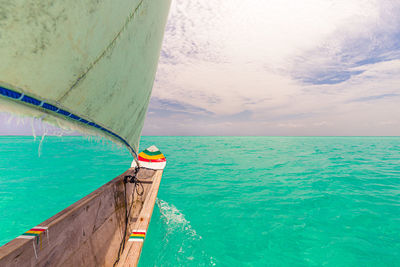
[0,134,399,137]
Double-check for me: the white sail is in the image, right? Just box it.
[0,0,171,156]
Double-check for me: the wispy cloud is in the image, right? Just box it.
[2,0,399,136]
[148,97,214,116]
[142,0,400,136]
[348,93,400,103]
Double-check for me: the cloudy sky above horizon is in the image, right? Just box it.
[142,0,400,136]
[1,0,400,136]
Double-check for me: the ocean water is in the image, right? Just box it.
[0,136,400,266]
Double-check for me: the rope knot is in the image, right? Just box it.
[124,167,144,196]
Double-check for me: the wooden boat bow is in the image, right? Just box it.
[0,167,163,267]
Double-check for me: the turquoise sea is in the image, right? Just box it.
[0,136,400,266]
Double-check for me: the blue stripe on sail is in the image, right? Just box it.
[42,103,58,112]
[69,114,81,121]
[0,86,138,157]
[57,109,70,116]
[21,95,41,106]
[0,86,22,99]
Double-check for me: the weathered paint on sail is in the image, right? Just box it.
[0,0,171,154]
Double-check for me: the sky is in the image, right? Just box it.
[2,0,400,136]
[142,0,400,136]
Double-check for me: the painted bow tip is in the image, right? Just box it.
[131,146,166,170]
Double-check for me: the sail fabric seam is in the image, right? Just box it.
[0,85,138,158]
[57,0,145,102]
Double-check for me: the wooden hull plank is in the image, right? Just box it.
[0,168,162,267]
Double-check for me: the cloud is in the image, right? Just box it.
[148,97,213,116]
[1,0,399,136]
[142,0,400,136]
[348,93,400,103]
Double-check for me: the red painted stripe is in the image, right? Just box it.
[133,232,146,235]
[138,156,166,162]
[30,228,46,232]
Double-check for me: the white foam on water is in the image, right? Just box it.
[156,199,217,266]
[157,199,201,240]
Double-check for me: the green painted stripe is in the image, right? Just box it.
[129,236,145,240]
[142,149,162,156]
[22,233,39,236]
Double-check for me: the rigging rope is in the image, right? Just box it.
[113,167,144,266]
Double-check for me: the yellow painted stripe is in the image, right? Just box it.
[138,153,165,160]
[26,231,43,235]
[131,234,145,238]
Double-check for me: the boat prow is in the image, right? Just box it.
[0,146,166,267]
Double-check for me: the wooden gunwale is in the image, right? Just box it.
[117,169,163,266]
[0,167,163,267]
